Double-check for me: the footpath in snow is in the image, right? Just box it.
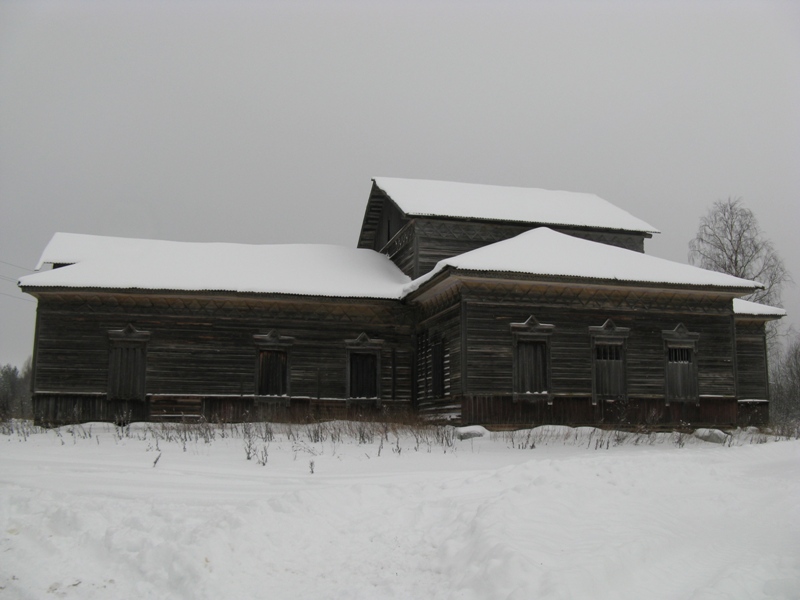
[1,421,798,600]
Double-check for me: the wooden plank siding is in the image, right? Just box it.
[29,277,769,428]
[31,292,414,424]
[412,219,648,278]
[414,300,463,419]
[733,318,770,425]
[455,282,740,426]
[735,322,769,400]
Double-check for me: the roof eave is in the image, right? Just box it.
[405,267,759,302]
[19,286,404,304]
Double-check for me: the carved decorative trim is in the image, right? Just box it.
[460,281,732,314]
[44,293,411,324]
[511,315,555,337]
[383,221,416,256]
[253,329,294,348]
[108,323,150,342]
[588,319,630,341]
[662,323,700,345]
[345,332,384,349]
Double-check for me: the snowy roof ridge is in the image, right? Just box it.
[732,298,786,317]
[403,228,762,295]
[373,177,660,234]
[21,232,412,300]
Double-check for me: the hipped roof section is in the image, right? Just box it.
[404,228,763,295]
[372,177,660,234]
[22,229,765,302]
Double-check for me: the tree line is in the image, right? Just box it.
[0,358,32,420]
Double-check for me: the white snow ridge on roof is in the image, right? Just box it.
[733,298,786,317]
[373,177,660,234]
[406,228,763,293]
[21,233,411,299]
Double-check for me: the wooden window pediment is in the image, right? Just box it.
[662,324,700,404]
[109,323,151,343]
[590,320,629,405]
[253,329,294,349]
[512,316,554,403]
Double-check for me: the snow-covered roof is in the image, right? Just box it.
[373,177,660,234]
[22,229,765,301]
[406,228,763,293]
[733,298,786,317]
[21,233,411,299]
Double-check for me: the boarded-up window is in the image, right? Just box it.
[258,350,288,396]
[594,343,625,400]
[108,344,146,400]
[516,341,548,394]
[662,323,700,403]
[350,352,378,398]
[108,324,150,401]
[253,330,293,397]
[666,347,696,401]
[589,320,630,405]
[511,316,554,401]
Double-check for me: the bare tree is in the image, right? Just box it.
[689,198,790,307]
[770,334,800,430]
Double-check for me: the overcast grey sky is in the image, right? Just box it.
[1,0,799,368]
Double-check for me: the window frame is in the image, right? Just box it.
[589,319,630,405]
[253,330,294,399]
[346,333,383,403]
[107,324,150,401]
[662,323,700,405]
[511,316,554,404]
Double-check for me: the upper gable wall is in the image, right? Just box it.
[357,182,409,251]
[358,180,651,278]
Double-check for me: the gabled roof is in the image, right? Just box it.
[372,177,660,234]
[406,228,762,294]
[733,298,786,318]
[21,233,411,300]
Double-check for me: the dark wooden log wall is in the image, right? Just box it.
[463,296,737,400]
[32,292,414,422]
[412,219,647,278]
[734,320,769,400]
[461,395,738,427]
[446,280,743,425]
[414,300,462,417]
[382,221,417,278]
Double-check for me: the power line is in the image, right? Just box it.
[0,291,35,304]
[0,259,33,272]
[0,273,21,283]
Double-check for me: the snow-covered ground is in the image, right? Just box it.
[1,421,798,600]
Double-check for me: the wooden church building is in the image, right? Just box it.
[20,177,784,426]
